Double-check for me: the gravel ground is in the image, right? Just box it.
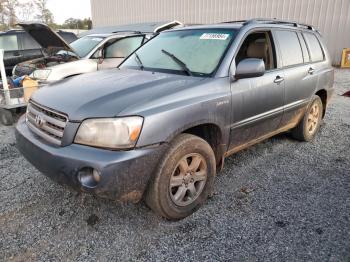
[0,69,349,261]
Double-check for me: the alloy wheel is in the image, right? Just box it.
[169,153,207,207]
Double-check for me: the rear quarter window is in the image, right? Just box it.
[274,30,303,67]
[0,34,19,51]
[303,33,324,62]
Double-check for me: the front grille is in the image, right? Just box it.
[26,100,68,146]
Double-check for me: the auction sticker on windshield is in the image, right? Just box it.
[200,33,230,40]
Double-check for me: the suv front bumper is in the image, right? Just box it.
[15,116,167,202]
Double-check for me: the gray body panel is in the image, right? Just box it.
[16,22,335,201]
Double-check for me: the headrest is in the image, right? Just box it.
[247,41,267,59]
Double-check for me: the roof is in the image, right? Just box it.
[79,21,182,37]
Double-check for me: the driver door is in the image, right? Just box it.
[97,36,144,70]
[229,30,285,149]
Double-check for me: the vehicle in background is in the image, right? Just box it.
[0,28,77,75]
[16,19,334,219]
[12,21,182,82]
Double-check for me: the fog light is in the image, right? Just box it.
[78,167,101,188]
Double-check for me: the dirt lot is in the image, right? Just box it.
[0,69,349,261]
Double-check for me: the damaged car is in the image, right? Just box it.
[16,19,334,220]
[13,21,182,82]
[0,28,76,75]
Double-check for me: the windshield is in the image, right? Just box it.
[70,36,105,57]
[121,29,237,76]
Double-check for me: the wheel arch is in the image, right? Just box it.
[315,89,327,118]
[180,123,226,167]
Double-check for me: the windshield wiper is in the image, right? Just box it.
[161,49,193,76]
[134,52,144,70]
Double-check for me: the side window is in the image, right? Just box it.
[297,32,310,63]
[0,35,19,51]
[303,33,324,62]
[21,33,41,50]
[235,31,276,70]
[104,36,143,59]
[275,30,303,67]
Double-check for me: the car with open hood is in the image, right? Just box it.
[0,28,76,75]
[16,19,334,219]
[13,21,182,82]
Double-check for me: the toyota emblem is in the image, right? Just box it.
[35,115,45,127]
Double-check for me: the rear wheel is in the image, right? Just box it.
[291,95,323,141]
[0,109,14,126]
[145,134,216,220]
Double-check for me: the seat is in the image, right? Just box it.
[246,41,270,69]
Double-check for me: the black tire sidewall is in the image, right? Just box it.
[156,135,216,219]
[0,109,13,126]
[302,96,323,141]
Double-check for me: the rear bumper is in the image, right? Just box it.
[15,116,167,202]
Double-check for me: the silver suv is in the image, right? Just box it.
[16,19,334,220]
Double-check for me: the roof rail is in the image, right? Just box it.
[111,30,143,34]
[222,18,316,31]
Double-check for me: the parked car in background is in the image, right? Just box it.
[16,19,334,220]
[12,21,182,82]
[0,28,77,75]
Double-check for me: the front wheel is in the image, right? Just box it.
[145,134,216,220]
[0,109,14,126]
[291,95,323,141]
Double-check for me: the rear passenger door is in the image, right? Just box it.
[273,30,318,128]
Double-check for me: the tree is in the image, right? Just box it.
[0,0,7,29]
[6,0,17,27]
[35,0,54,25]
[62,18,92,30]
[17,1,35,22]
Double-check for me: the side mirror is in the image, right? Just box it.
[235,58,265,79]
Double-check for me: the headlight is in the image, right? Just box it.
[32,69,51,80]
[74,117,144,149]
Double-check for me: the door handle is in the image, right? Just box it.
[308,67,315,75]
[274,76,284,84]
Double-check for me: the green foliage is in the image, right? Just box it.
[61,18,92,30]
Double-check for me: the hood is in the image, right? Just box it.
[31,69,204,121]
[18,22,76,54]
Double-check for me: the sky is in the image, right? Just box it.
[47,0,91,24]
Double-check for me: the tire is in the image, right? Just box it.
[291,95,323,141]
[0,109,14,126]
[145,133,216,220]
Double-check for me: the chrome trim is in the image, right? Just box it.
[26,100,68,145]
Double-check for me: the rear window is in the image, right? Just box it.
[0,35,19,51]
[275,30,303,67]
[303,33,324,62]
